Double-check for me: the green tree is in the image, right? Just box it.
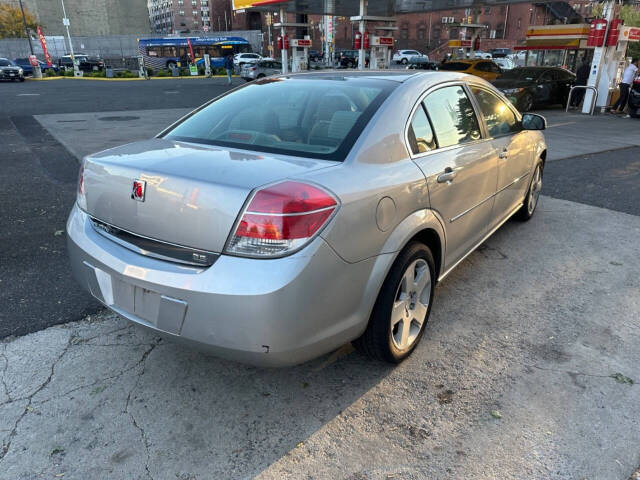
[0,2,39,38]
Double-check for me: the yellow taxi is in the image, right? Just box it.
[438,59,502,81]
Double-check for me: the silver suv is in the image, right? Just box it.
[0,58,24,82]
[241,59,283,81]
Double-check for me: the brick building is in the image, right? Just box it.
[147,0,232,34]
[230,0,593,59]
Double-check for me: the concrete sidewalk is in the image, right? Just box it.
[2,196,639,480]
[35,108,640,162]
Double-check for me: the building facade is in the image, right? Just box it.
[7,0,150,36]
[229,0,593,59]
[147,0,232,34]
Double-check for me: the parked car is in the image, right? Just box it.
[67,70,547,367]
[439,59,502,81]
[13,58,58,75]
[309,50,323,62]
[0,58,24,82]
[490,48,512,58]
[57,54,104,72]
[241,59,282,81]
[406,56,439,70]
[233,53,262,66]
[336,50,369,68]
[472,50,492,59]
[393,50,427,64]
[492,66,575,111]
[493,57,516,71]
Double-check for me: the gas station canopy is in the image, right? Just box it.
[232,0,575,15]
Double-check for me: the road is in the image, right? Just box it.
[0,79,234,338]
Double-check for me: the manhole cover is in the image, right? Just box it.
[98,115,140,121]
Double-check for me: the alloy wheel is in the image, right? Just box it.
[390,258,431,350]
[528,164,543,215]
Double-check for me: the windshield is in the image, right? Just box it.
[498,68,541,81]
[0,59,12,66]
[165,77,395,161]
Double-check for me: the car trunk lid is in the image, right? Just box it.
[82,138,337,254]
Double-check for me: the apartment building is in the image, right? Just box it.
[147,0,231,34]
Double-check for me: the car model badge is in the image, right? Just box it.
[132,179,146,202]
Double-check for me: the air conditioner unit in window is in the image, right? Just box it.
[490,30,496,38]
[442,17,448,23]
[449,17,455,23]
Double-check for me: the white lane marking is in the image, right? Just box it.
[547,121,577,128]
[17,93,41,96]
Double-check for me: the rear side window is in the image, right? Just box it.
[423,86,481,148]
[408,105,436,154]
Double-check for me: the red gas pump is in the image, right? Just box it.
[473,37,480,51]
[277,35,282,50]
[283,35,289,50]
[354,32,362,50]
[606,18,623,46]
[363,31,370,50]
[587,19,608,47]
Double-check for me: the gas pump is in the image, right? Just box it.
[369,36,394,69]
[290,37,311,72]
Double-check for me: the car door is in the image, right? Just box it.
[409,84,498,271]
[534,70,554,104]
[470,86,533,225]
[269,61,282,75]
[553,69,575,105]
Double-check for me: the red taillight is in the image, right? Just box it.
[225,181,338,257]
[250,66,256,71]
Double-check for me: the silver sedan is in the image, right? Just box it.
[67,71,547,366]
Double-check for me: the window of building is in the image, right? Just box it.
[179,10,184,15]
[417,27,425,40]
[449,28,459,39]
[484,7,491,14]
[517,18,522,29]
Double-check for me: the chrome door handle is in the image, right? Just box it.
[498,149,508,159]
[437,167,456,183]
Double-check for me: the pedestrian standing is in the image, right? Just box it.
[571,57,590,107]
[224,54,234,86]
[611,58,639,113]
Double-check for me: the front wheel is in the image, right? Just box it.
[401,58,408,65]
[166,61,177,69]
[19,77,25,82]
[354,242,435,363]
[515,163,543,221]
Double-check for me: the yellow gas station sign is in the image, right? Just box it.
[232,0,287,10]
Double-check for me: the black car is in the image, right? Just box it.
[490,48,512,58]
[336,50,370,68]
[492,66,575,111]
[309,50,323,62]
[0,58,25,82]
[57,54,105,72]
[406,56,439,71]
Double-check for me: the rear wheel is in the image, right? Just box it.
[354,242,435,363]
[166,61,177,70]
[515,162,543,221]
[401,58,408,65]
[257,73,265,78]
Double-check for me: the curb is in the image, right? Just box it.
[27,75,239,82]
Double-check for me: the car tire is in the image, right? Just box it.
[19,77,25,82]
[401,58,408,65]
[166,61,177,69]
[257,73,265,78]
[515,162,543,221]
[519,92,534,112]
[354,241,435,363]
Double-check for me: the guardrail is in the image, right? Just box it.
[566,86,599,115]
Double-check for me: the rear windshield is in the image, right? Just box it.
[439,62,470,71]
[165,77,396,161]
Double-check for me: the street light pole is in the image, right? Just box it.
[60,0,79,76]
[18,0,34,55]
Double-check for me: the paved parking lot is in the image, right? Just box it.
[1,78,640,479]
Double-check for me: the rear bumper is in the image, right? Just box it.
[67,204,378,366]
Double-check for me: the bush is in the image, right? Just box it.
[214,67,227,76]
[84,70,106,78]
[198,66,205,75]
[45,69,59,77]
[179,68,190,76]
[64,69,74,77]
[154,69,171,77]
[114,69,138,78]
[146,67,154,77]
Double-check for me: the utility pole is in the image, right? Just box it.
[18,0,42,78]
[60,0,79,76]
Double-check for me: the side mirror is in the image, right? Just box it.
[522,113,546,131]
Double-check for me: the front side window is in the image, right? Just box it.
[423,86,481,148]
[408,105,436,154]
[471,87,520,137]
[165,78,395,161]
